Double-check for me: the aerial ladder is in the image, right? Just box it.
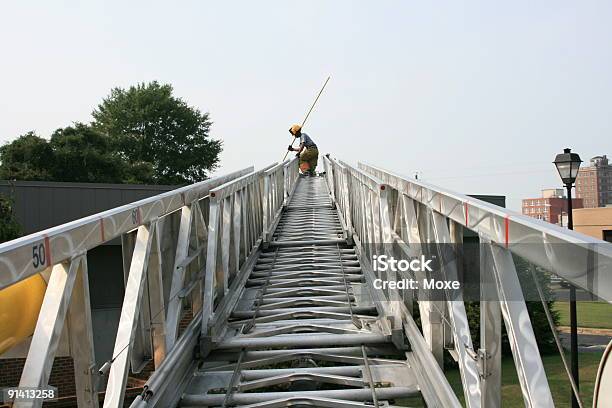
[1,156,611,407]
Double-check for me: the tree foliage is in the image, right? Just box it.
[92,81,222,184]
[0,125,154,184]
[0,132,55,181]
[50,123,154,183]
[1,81,222,186]
[0,193,20,243]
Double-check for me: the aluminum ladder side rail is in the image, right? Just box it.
[0,167,254,408]
[324,156,563,407]
[322,155,464,407]
[323,156,353,241]
[115,157,298,408]
[359,161,612,406]
[359,162,612,302]
[0,167,253,291]
[200,158,299,343]
[128,157,300,408]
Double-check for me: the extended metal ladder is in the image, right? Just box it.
[3,156,610,407]
[179,177,421,407]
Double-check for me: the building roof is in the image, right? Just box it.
[0,180,178,237]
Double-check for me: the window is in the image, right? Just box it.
[604,230,612,243]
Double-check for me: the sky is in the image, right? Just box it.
[1,1,611,210]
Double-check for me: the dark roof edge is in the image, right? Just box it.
[0,179,180,190]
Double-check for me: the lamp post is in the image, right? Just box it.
[553,147,582,408]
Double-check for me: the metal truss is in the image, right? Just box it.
[1,153,611,407]
[340,160,611,407]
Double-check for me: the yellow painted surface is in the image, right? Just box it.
[0,274,47,355]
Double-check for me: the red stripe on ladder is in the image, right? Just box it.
[505,216,510,248]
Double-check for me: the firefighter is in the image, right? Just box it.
[288,124,318,176]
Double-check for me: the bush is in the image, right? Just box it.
[0,193,21,243]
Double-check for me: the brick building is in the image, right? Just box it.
[522,188,583,225]
[575,155,612,208]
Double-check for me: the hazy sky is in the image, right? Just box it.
[1,1,611,209]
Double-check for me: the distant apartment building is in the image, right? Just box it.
[522,188,583,224]
[575,155,612,208]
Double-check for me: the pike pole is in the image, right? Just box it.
[282,76,330,161]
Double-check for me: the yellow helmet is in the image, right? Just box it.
[289,124,302,136]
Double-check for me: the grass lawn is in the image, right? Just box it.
[399,352,603,407]
[553,301,612,329]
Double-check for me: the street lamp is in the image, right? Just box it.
[554,148,582,186]
[553,147,582,408]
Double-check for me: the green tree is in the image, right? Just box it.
[464,255,559,357]
[0,132,55,181]
[0,193,21,243]
[50,123,154,183]
[0,125,155,184]
[92,81,222,184]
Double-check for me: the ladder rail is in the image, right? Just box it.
[326,156,559,407]
[0,167,254,291]
[359,162,612,301]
